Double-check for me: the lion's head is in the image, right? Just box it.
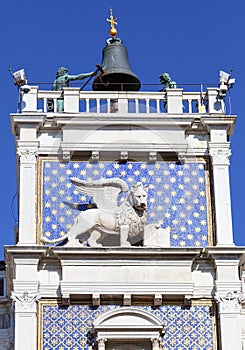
[127,182,148,211]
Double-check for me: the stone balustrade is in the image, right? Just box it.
[20,86,226,115]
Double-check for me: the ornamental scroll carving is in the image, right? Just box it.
[17,149,38,164]
[209,146,231,166]
[11,291,40,313]
[215,292,245,313]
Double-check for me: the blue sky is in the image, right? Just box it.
[0,0,244,259]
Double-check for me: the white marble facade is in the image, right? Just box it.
[1,84,245,350]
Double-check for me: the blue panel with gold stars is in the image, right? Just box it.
[41,304,214,350]
[41,161,210,247]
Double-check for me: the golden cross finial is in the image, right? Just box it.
[106,7,118,38]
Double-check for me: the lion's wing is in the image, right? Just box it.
[70,178,128,211]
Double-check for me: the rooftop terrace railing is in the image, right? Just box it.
[20,83,227,115]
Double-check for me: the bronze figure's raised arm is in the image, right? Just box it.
[52,66,96,91]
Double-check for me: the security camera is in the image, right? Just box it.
[20,84,31,94]
[218,82,228,98]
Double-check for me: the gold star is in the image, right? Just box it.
[134,170,140,176]
[73,163,79,169]
[114,164,120,169]
[121,170,126,176]
[80,170,86,175]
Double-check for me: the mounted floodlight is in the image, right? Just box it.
[8,67,27,87]
[218,69,236,98]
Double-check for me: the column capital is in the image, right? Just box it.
[11,291,40,313]
[209,142,231,166]
[215,292,245,313]
[17,148,38,164]
[151,337,160,350]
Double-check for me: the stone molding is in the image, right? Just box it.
[11,291,40,313]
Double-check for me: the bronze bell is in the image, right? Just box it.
[93,38,141,91]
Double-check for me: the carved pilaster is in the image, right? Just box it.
[97,338,107,350]
[209,142,233,245]
[215,292,245,314]
[17,148,38,164]
[209,143,231,166]
[11,291,40,313]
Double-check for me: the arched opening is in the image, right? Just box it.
[93,307,163,350]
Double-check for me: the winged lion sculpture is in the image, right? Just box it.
[41,177,150,247]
